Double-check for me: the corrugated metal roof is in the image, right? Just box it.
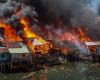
[85,41,100,46]
[8,42,30,54]
[6,42,22,48]
[0,47,8,53]
[8,46,29,54]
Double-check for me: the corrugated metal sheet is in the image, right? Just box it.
[8,47,29,54]
[8,42,30,54]
[6,42,22,48]
[0,47,8,53]
[85,41,100,46]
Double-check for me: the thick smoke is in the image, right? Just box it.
[0,0,37,24]
[0,0,39,38]
[0,0,100,53]
[41,0,98,27]
[41,0,100,39]
[39,0,100,53]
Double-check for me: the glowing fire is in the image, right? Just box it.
[59,27,92,44]
[0,20,22,42]
[20,17,49,54]
[77,27,92,42]
[0,17,50,54]
[61,47,71,55]
[20,17,47,43]
[59,32,78,44]
[58,26,98,53]
[20,17,36,38]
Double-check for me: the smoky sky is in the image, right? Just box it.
[38,0,100,37]
[41,0,94,25]
[1,0,100,28]
[26,0,100,41]
[30,0,100,26]
[0,0,37,23]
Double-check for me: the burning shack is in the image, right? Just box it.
[0,42,33,72]
[33,39,52,54]
[85,41,100,62]
[19,17,52,55]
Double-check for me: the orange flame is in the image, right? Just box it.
[0,20,22,42]
[20,17,49,54]
[77,27,92,42]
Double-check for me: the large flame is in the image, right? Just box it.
[20,17,36,38]
[20,17,50,54]
[0,17,51,54]
[20,17,47,43]
[58,26,97,53]
[59,27,92,44]
[77,27,92,42]
[0,20,22,42]
[0,0,52,55]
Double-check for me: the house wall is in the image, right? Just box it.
[11,53,32,63]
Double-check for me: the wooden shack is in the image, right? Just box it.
[85,41,100,62]
[6,42,33,71]
[0,41,10,72]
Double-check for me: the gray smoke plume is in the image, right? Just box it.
[0,0,37,24]
[40,0,100,43]
[41,0,100,31]
[40,0,100,54]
